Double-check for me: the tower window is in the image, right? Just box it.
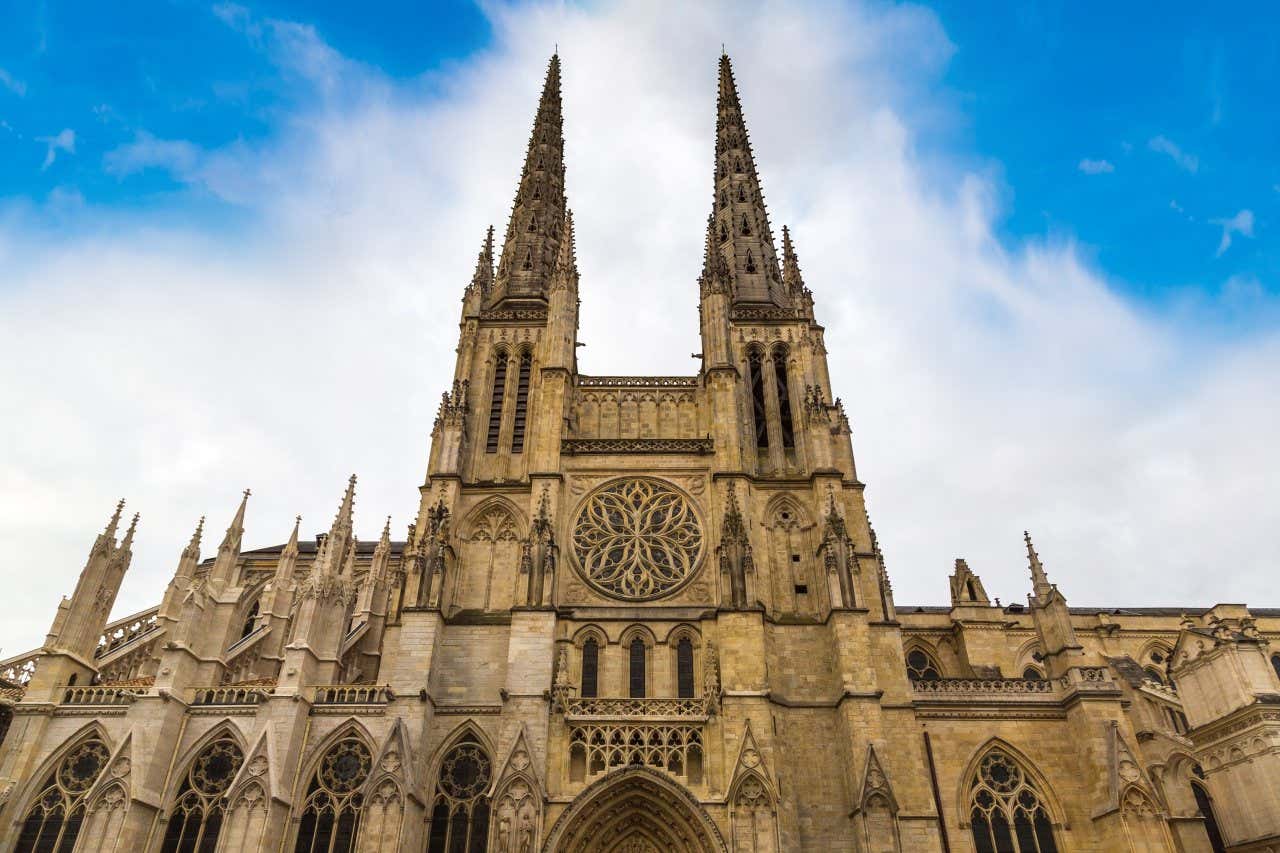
[629,637,646,698]
[747,349,768,450]
[581,638,599,699]
[745,250,757,273]
[1271,654,1280,681]
[772,349,795,448]
[740,214,751,236]
[510,352,532,453]
[521,249,533,271]
[906,649,942,681]
[676,637,695,699]
[485,357,507,452]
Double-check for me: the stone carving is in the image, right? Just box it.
[571,478,704,601]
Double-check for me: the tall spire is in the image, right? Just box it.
[283,514,301,559]
[491,53,567,306]
[1025,531,1053,599]
[104,498,126,540]
[711,53,783,305]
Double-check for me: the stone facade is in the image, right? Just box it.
[2,53,1279,853]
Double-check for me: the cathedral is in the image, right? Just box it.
[2,53,1279,853]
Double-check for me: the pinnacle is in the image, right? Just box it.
[380,515,392,545]
[105,498,126,538]
[471,225,495,292]
[184,515,205,558]
[1024,530,1053,599]
[334,475,357,527]
[283,514,302,557]
[121,512,140,549]
[781,225,806,295]
[220,489,251,552]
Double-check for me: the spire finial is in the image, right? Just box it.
[187,515,206,552]
[121,512,140,548]
[105,498,126,538]
[220,488,251,552]
[1025,530,1052,599]
[381,515,392,543]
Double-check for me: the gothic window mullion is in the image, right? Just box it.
[510,352,532,453]
[485,356,508,453]
[498,352,521,455]
[760,347,786,471]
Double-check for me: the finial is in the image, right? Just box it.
[1024,530,1052,599]
[382,515,392,540]
[191,515,205,545]
[105,498,126,537]
[122,512,140,543]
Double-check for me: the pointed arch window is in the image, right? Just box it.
[747,349,768,451]
[745,250,757,273]
[1191,766,1226,853]
[294,736,371,853]
[426,738,491,853]
[740,214,751,236]
[15,738,111,853]
[1022,667,1044,681]
[486,355,508,453]
[521,249,533,271]
[510,351,532,453]
[240,600,260,640]
[676,637,695,699]
[905,648,942,681]
[737,184,747,202]
[629,637,647,698]
[968,749,1058,853]
[1271,653,1280,681]
[580,638,599,699]
[719,223,728,243]
[161,736,244,853]
[772,348,795,448]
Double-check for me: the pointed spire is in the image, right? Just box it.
[219,489,251,554]
[1025,531,1053,599]
[711,53,782,305]
[332,475,356,534]
[551,208,578,289]
[120,512,140,551]
[284,515,301,557]
[470,225,495,294]
[491,53,566,305]
[781,225,808,298]
[183,516,206,560]
[105,498,126,540]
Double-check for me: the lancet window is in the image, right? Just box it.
[294,736,371,853]
[510,351,532,453]
[772,348,794,449]
[905,648,942,682]
[1191,765,1226,853]
[676,637,695,699]
[748,349,768,450]
[240,601,259,640]
[629,637,647,698]
[1271,653,1280,681]
[580,637,599,699]
[1022,667,1044,681]
[967,749,1058,853]
[161,735,244,853]
[15,738,111,853]
[426,738,492,853]
[486,355,508,453]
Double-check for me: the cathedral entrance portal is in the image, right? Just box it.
[541,767,727,853]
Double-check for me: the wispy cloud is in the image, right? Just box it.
[36,128,75,170]
[1148,135,1199,173]
[104,131,201,179]
[0,67,27,97]
[1078,158,1114,175]
[1211,209,1255,256]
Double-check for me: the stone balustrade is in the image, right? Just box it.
[192,686,271,706]
[912,677,1055,697]
[96,608,161,658]
[62,686,142,706]
[313,685,394,705]
[564,696,709,719]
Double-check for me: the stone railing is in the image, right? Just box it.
[561,438,714,455]
[577,375,700,388]
[564,696,709,719]
[62,686,144,706]
[97,607,161,658]
[313,685,394,706]
[192,686,271,707]
[0,652,40,686]
[912,678,1055,697]
[1140,680,1181,703]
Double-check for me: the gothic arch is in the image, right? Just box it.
[165,720,248,801]
[357,719,418,852]
[291,721,377,853]
[425,723,496,853]
[10,723,116,853]
[571,623,609,646]
[955,738,1066,830]
[220,729,275,852]
[541,766,728,853]
[762,494,818,614]
[458,497,525,611]
[903,641,944,681]
[9,721,114,820]
[425,721,498,785]
[489,727,545,853]
[728,769,778,853]
[159,723,247,853]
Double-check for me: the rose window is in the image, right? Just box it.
[572,478,703,600]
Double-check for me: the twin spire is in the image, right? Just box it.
[482,52,805,310]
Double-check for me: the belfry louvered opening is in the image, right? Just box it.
[510,351,532,453]
[485,355,507,453]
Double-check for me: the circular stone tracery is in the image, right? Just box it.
[572,478,704,601]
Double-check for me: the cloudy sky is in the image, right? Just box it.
[1,1,1277,655]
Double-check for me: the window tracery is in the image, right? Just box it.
[905,648,942,681]
[748,350,768,451]
[294,736,371,853]
[486,355,508,453]
[571,478,703,601]
[15,738,111,853]
[568,724,703,784]
[1191,767,1226,853]
[771,348,794,449]
[161,736,244,853]
[967,749,1058,853]
[581,637,599,699]
[1271,653,1280,682]
[426,738,492,853]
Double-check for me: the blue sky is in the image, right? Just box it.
[1,0,1278,653]
[2,2,1275,304]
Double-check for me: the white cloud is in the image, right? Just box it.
[1077,158,1113,175]
[0,0,1278,654]
[1148,135,1199,173]
[36,128,75,170]
[0,67,26,97]
[1211,209,1255,256]
[104,132,202,179]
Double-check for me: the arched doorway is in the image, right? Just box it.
[543,767,727,853]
